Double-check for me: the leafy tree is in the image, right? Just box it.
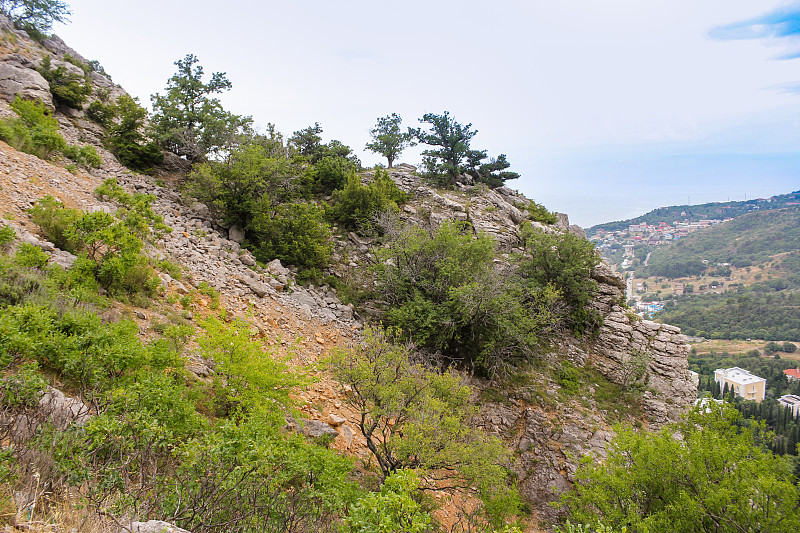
[0,0,70,34]
[37,55,91,109]
[413,111,518,187]
[150,54,251,162]
[519,225,601,334]
[765,341,782,355]
[248,201,333,270]
[312,155,355,194]
[782,342,797,353]
[365,113,415,168]
[413,111,480,185]
[188,132,302,230]
[329,169,407,232]
[373,221,560,375]
[289,122,361,169]
[561,403,800,533]
[327,327,521,524]
[107,95,164,171]
[343,469,433,533]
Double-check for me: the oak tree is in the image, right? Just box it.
[365,113,415,168]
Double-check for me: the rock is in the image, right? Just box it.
[0,62,54,109]
[38,387,91,429]
[129,521,192,533]
[190,202,210,218]
[242,276,270,298]
[228,225,245,243]
[49,249,77,268]
[327,414,347,427]
[267,258,290,277]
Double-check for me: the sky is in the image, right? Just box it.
[53,0,800,228]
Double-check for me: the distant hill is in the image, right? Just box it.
[644,205,800,341]
[587,190,800,236]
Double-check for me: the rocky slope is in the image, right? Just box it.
[0,16,696,530]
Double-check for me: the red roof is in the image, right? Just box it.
[784,369,800,379]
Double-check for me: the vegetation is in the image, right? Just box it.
[329,169,407,232]
[37,54,91,109]
[412,112,518,188]
[365,113,415,168]
[0,0,70,34]
[656,289,800,341]
[562,404,800,533]
[150,54,252,162]
[0,97,100,167]
[327,327,521,526]
[107,95,164,171]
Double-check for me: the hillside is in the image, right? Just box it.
[3,7,780,533]
[587,190,800,236]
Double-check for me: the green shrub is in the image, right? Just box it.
[107,95,164,171]
[0,97,67,159]
[14,242,49,268]
[330,169,407,232]
[0,225,15,251]
[313,155,355,194]
[37,55,92,109]
[61,144,102,168]
[525,200,557,225]
[86,100,117,127]
[1,362,48,407]
[250,202,333,270]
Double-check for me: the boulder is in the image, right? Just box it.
[129,521,192,533]
[228,225,245,243]
[0,62,53,109]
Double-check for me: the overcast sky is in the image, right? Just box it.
[55,0,800,227]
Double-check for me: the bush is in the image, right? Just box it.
[249,202,333,270]
[525,200,557,225]
[783,342,797,353]
[37,55,92,109]
[0,96,66,159]
[1,362,47,407]
[0,225,15,251]
[313,155,355,194]
[107,95,164,171]
[61,144,102,168]
[330,170,407,232]
[86,100,117,127]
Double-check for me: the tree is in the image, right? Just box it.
[562,404,800,533]
[765,341,782,355]
[150,54,251,162]
[365,113,415,168]
[413,111,479,185]
[782,342,797,353]
[289,122,361,168]
[413,111,518,187]
[0,0,70,34]
[107,95,164,171]
[518,225,601,335]
[326,327,520,524]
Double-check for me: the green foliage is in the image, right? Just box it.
[38,55,91,109]
[86,100,116,128]
[365,113,415,168]
[373,221,561,375]
[249,201,333,270]
[1,361,47,407]
[196,317,301,422]
[327,327,521,524]
[0,0,71,34]
[0,225,15,251]
[656,290,800,341]
[107,94,164,171]
[61,143,102,167]
[329,170,407,232]
[561,404,800,533]
[28,195,160,296]
[150,54,251,162]
[312,155,355,194]
[343,469,433,533]
[556,522,626,533]
[412,111,518,187]
[519,225,601,335]
[525,200,557,225]
[288,122,361,168]
[0,96,66,159]
[188,133,303,229]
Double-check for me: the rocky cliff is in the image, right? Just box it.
[0,16,696,529]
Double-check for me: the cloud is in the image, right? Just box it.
[769,81,800,93]
[709,2,800,60]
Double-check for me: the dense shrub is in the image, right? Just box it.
[37,55,91,109]
[329,170,407,232]
[373,221,561,375]
[249,202,333,270]
[107,95,164,171]
[86,100,117,127]
[313,155,355,194]
[0,96,66,158]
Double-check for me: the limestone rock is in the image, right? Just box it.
[228,224,245,243]
[129,521,192,533]
[0,62,53,109]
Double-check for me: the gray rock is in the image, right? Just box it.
[228,225,245,243]
[0,62,53,109]
[129,520,192,533]
[38,387,91,429]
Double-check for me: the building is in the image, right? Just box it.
[778,395,800,417]
[714,367,766,402]
[784,368,800,383]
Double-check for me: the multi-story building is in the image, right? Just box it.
[778,394,800,417]
[714,367,766,402]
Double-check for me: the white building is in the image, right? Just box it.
[714,367,766,402]
[778,395,800,417]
